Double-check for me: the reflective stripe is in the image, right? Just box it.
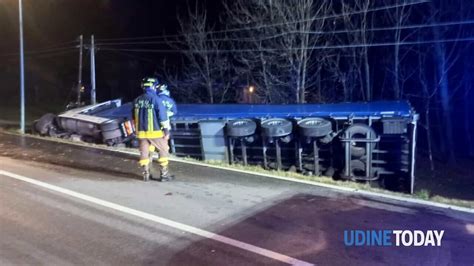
[161,120,171,130]
[139,158,150,166]
[158,157,169,167]
[157,157,168,163]
[134,109,139,130]
[148,108,153,132]
[143,82,154,87]
[137,130,164,139]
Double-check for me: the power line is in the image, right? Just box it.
[98,36,474,54]
[33,39,79,49]
[95,19,474,47]
[26,49,78,59]
[96,0,429,42]
[302,19,474,35]
[0,45,78,57]
[0,38,78,56]
[105,49,156,63]
[3,49,78,61]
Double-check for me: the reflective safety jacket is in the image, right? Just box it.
[157,92,178,118]
[133,89,169,139]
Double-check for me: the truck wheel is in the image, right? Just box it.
[344,124,376,158]
[351,145,366,158]
[100,119,121,132]
[324,166,335,177]
[297,118,332,137]
[261,118,292,137]
[128,138,139,148]
[34,113,57,135]
[226,119,257,137]
[48,126,60,137]
[102,129,122,143]
[350,159,366,178]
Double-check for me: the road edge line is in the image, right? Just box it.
[0,169,313,266]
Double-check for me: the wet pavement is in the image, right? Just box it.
[0,131,473,265]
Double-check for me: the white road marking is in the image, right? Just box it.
[0,169,313,266]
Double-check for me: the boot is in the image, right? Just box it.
[142,164,151,182]
[159,166,173,182]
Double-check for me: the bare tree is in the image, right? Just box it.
[223,0,333,103]
[408,46,438,171]
[339,0,374,101]
[169,3,235,103]
[383,1,413,99]
[430,0,465,163]
[463,58,474,157]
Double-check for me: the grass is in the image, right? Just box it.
[414,189,431,201]
[2,129,473,210]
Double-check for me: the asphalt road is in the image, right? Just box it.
[0,132,473,265]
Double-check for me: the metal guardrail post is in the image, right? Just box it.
[344,131,351,177]
[262,137,268,169]
[241,139,248,166]
[313,140,320,176]
[297,140,303,172]
[366,118,373,180]
[229,137,234,165]
[275,138,282,171]
[410,114,419,194]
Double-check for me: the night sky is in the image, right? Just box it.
[0,0,185,49]
[0,0,214,108]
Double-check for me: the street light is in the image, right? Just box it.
[18,0,25,133]
[248,85,255,93]
[247,85,255,103]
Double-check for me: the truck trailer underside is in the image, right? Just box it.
[33,100,418,193]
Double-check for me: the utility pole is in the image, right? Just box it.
[90,35,96,105]
[76,35,83,105]
[19,0,25,133]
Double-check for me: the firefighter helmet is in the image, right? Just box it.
[157,83,168,92]
[141,77,160,91]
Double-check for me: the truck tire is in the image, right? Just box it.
[102,129,122,142]
[100,119,121,132]
[297,118,332,137]
[351,146,366,158]
[226,119,257,137]
[344,124,376,158]
[261,118,292,137]
[34,113,57,135]
[350,159,366,177]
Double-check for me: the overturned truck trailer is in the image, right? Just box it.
[37,100,418,193]
[95,100,419,193]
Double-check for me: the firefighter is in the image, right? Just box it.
[133,77,172,182]
[156,83,177,118]
[148,82,178,160]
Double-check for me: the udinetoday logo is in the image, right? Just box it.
[344,230,445,247]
